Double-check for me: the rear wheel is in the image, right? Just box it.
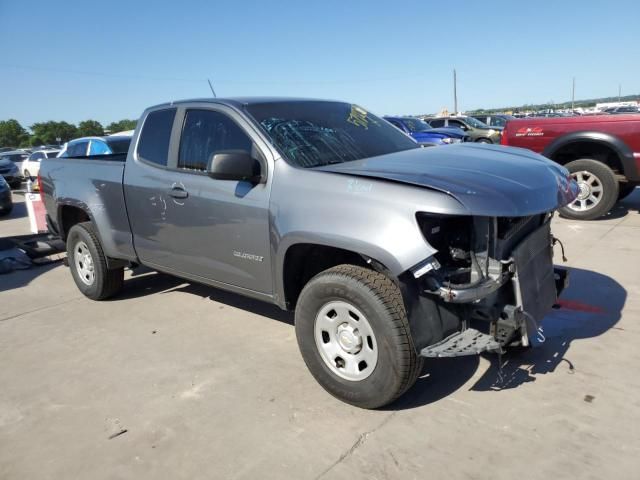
[66,222,124,300]
[295,264,422,409]
[618,182,637,201]
[559,159,618,220]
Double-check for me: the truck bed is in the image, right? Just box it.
[40,155,137,261]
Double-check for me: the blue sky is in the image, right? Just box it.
[1,0,639,127]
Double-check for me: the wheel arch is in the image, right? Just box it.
[277,240,404,310]
[57,203,94,241]
[543,131,637,180]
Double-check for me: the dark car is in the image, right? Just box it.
[0,151,29,188]
[470,114,515,129]
[608,106,639,114]
[0,176,13,216]
[383,116,468,145]
[426,116,502,143]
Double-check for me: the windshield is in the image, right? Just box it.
[105,138,132,154]
[400,118,433,133]
[491,115,515,127]
[462,116,490,128]
[246,101,418,168]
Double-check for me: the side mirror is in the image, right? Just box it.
[207,150,262,183]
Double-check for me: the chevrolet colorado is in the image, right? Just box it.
[501,114,640,220]
[41,98,577,408]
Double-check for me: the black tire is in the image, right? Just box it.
[66,222,124,300]
[476,138,492,144]
[618,182,637,201]
[295,264,422,409]
[559,159,619,220]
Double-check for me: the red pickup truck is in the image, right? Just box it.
[501,114,640,220]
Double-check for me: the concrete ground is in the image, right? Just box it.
[1,189,639,480]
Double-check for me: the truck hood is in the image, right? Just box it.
[315,143,578,217]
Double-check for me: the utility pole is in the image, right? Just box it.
[618,84,621,102]
[571,77,575,111]
[453,69,458,114]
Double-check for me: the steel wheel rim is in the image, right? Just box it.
[74,241,95,286]
[314,301,378,381]
[568,170,603,212]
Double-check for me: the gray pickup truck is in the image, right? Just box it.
[41,98,578,408]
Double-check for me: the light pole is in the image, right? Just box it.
[453,69,458,115]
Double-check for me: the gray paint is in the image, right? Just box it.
[41,97,578,310]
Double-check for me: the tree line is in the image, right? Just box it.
[0,119,138,148]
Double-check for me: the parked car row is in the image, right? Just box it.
[424,116,503,143]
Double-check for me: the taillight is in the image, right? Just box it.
[37,173,43,199]
[500,124,509,145]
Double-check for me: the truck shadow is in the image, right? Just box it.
[388,266,625,410]
[115,267,294,325]
[594,187,640,220]
[115,265,624,410]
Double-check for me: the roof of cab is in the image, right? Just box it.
[146,97,345,111]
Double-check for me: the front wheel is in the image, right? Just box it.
[295,265,422,409]
[66,222,124,300]
[559,159,619,220]
[476,138,492,144]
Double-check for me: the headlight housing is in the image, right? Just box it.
[441,137,461,144]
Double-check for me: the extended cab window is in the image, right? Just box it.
[137,108,176,166]
[178,109,252,171]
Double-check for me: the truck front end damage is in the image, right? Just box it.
[410,212,568,357]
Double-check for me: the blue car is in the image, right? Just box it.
[383,116,468,145]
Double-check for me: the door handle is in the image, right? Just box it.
[168,186,188,199]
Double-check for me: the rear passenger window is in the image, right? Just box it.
[429,119,444,127]
[178,109,252,171]
[137,108,176,166]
